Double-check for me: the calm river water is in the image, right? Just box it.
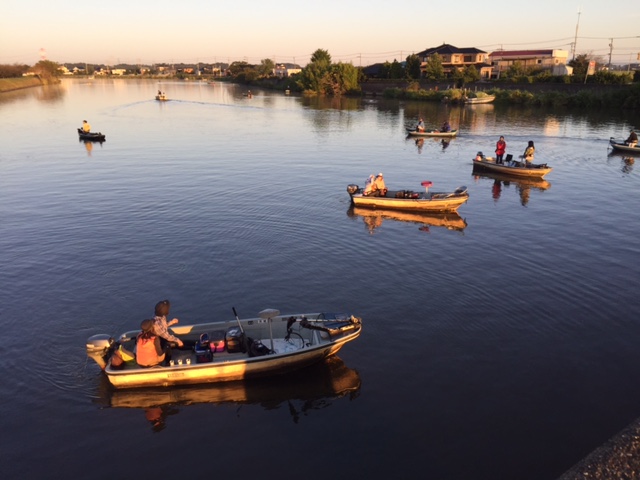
[1,78,640,479]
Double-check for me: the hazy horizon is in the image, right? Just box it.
[2,0,639,67]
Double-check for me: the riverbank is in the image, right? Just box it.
[559,416,640,479]
[0,76,59,93]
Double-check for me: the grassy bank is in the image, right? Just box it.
[383,84,640,109]
[0,76,60,93]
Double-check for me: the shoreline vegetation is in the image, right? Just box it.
[2,74,639,110]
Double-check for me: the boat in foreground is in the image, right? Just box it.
[77,128,106,142]
[609,137,640,155]
[347,183,468,213]
[472,154,552,178]
[406,128,458,138]
[86,309,362,389]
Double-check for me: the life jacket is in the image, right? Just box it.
[136,334,161,366]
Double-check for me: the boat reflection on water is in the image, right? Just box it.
[348,206,467,234]
[93,356,361,430]
[407,136,453,154]
[607,151,635,175]
[472,168,551,207]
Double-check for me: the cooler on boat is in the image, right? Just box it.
[195,333,213,363]
[226,327,246,353]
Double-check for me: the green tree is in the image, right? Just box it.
[423,54,444,81]
[504,61,527,79]
[405,54,421,80]
[258,58,275,77]
[31,60,60,77]
[310,49,331,65]
[297,49,332,93]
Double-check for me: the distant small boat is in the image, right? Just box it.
[347,183,468,213]
[464,94,495,104]
[472,154,552,178]
[609,137,640,154]
[406,128,458,138]
[77,128,105,142]
[155,94,168,101]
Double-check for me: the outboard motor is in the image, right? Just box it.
[346,184,359,195]
[86,334,115,370]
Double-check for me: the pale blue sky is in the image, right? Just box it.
[2,0,639,66]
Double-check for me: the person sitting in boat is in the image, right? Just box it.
[153,299,184,349]
[625,130,638,147]
[158,90,162,96]
[495,136,506,164]
[523,141,535,165]
[372,173,387,197]
[416,118,425,132]
[363,174,376,195]
[440,120,451,133]
[136,319,166,367]
[82,120,91,133]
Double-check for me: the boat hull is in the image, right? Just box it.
[349,187,468,213]
[77,128,105,142]
[406,129,458,138]
[464,95,495,104]
[609,139,640,154]
[472,157,551,178]
[91,312,362,389]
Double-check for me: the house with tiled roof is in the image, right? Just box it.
[488,49,570,78]
[416,43,493,79]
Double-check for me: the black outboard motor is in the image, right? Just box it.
[346,184,359,195]
[86,334,115,370]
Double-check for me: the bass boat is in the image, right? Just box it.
[86,308,362,389]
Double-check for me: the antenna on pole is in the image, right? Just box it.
[571,6,581,60]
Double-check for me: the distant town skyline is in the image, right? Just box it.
[2,0,639,66]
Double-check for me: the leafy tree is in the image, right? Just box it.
[228,61,250,76]
[504,61,527,79]
[462,65,480,84]
[423,54,444,81]
[258,58,275,77]
[0,63,29,78]
[31,60,60,77]
[405,54,421,80]
[310,49,331,65]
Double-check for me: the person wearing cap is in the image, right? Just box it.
[153,299,184,348]
[440,120,451,133]
[363,174,375,195]
[82,120,91,133]
[136,319,165,367]
[373,173,387,197]
[625,129,638,147]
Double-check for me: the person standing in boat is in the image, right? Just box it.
[136,319,166,367]
[495,136,506,164]
[153,299,184,349]
[82,120,91,133]
[625,129,638,147]
[523,141,535,165]
[416,118,425,132]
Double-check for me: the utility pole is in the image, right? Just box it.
[608,38,613,69]
[571,7,581,60]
